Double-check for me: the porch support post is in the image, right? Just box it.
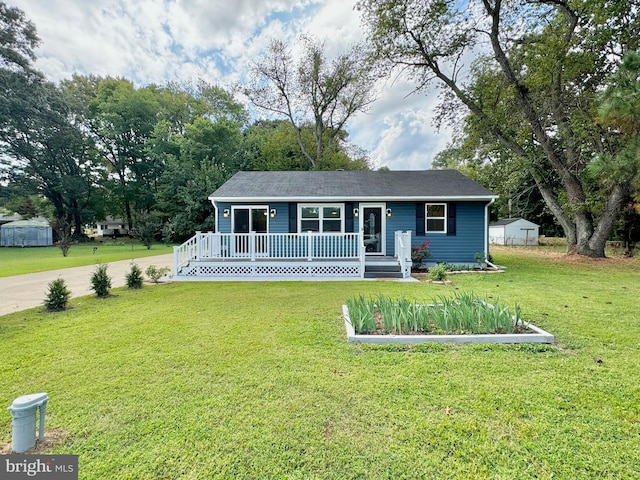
[173,246,178,277]
[195,231,201,260]
[250,231,256,261]
[359,230,365,278]
[307,231,313,261]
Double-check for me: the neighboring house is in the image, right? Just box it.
[174,170,498,280]
[489,218,539,246]
[96,218,129,237]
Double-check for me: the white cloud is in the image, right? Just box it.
[11,0,452,170]
[349,76,451,170]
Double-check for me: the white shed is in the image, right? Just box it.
[1,219,53,247]
[489,218,539,246]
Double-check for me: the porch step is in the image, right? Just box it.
[364,258,403,279]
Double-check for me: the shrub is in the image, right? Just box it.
[411,241,431,268]
[44,278,71,311]
[126,262,144,289]
[91,264,112,298]
[131,212,161,249]
[428,263,448,282]
[145,265,170,283]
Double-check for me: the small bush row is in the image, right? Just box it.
[44,264,170,312]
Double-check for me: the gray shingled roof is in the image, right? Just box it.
[210,170,496,201]
[490,218,522,226]
[490,218,539,227]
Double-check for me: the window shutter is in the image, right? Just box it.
[447,202,457,236]
[345,202,354,233]
[288,203,297,233]
[416,203,425,236]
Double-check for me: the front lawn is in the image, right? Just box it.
[1,247,639,479]
[0,242,173,277]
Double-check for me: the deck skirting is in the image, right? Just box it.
[176,259,362,279]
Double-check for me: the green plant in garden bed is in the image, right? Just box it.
[346,291,525,335]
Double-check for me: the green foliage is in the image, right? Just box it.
[410,240,431,268]
[51,216,73,257]
[125,262,144,289]
[345,295,376,333]
[358,0,640,256]
[130,212,161,249]
[90,263,112,298]
[43,277,71,311]
[246,35,376,169]
[145,265,170,283]
[346,292,523,335]
[428,263,448,281]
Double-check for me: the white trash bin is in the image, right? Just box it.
[7,392,49,453]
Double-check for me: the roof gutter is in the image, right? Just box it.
[209,195,500,203]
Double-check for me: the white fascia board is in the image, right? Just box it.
[209,195,499,203]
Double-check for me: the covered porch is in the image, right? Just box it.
[173,231,413,280]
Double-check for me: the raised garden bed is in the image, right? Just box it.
[342,293,554,345]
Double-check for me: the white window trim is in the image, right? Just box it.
[231,205,270,233]
[426,203,447,234]
[298,203,345,233]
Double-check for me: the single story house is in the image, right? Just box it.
[489,218,539,246]
[96,217,129,237]
[173,170,497,280]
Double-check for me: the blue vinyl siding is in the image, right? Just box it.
[217,202,298,234]
[386,201,486,263]
[216,202,232,233]
[384,202,415,256]
[421,202,486,264]
[267,203,290,233]
[218,200,487,263]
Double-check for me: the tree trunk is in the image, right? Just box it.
[584,184,628,257]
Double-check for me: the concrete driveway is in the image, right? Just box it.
[0,254,173,317]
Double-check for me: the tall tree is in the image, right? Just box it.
[1,5,103,236]
[243,119,370,171]
[0,1,41,164]
[245,35,376,169]
[84,78,162,228]
[590,51,640,255]
[358,0,639,257]
[155,85,249,240]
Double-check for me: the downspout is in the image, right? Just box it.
[484,198,495,266]
[212,199,219,233]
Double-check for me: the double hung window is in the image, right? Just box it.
[426,203,447,233]
[299,205,343,233]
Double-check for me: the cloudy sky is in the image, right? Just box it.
[10,0,453,170]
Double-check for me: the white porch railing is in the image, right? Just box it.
[395,230,412,278]
[175,231,362,272]
[174,230,413,279]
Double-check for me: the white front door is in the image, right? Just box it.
[360,203,385,256]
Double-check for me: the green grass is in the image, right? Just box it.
[1,247,639,479]
[0,242,174,277]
